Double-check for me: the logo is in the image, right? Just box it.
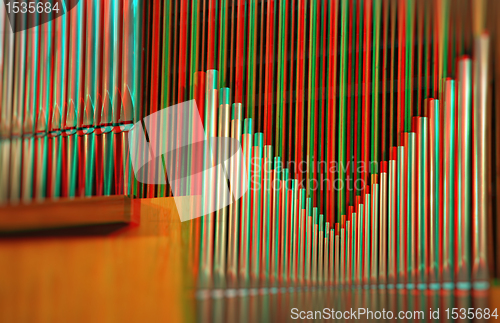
[128,100,248,222]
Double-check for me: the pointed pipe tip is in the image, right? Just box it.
[35,108,48,133]
[49,104,62,132]
[65,100,77,128]
[120,86,134,123]
[100,91,113,125]
[82,98,95,127]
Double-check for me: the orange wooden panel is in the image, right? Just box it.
[0,196,131,232]
[0,197,197,323]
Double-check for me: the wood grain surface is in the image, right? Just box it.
[0,197,197,323]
